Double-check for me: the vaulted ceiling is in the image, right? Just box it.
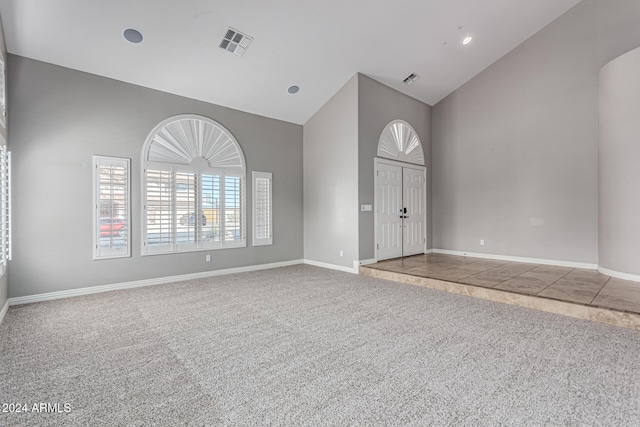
[0,0,582,124]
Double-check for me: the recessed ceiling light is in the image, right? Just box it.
[403,73,419,85]
[123,28,143,44]
[462,36,473,45]
[287,85,300,94]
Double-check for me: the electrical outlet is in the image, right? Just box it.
[480,239,485,246]
[206,254,211,262]
[339,250,344,257]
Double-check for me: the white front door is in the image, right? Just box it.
[376,163,403,260]
[403,166,426,256]
[375,160,426,261]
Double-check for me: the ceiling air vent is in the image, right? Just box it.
[403,73,419,85]
[219,28,253,57]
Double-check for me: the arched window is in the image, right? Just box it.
[142,115,246,254]
[377,120,425,166]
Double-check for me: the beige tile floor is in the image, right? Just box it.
[367,253,640,314]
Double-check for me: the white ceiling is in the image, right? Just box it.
[0,0,582,125]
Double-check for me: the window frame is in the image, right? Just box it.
[0,53,5,128]
[93,155,131,260]
[252,171,273,246]
[141,114,247,256]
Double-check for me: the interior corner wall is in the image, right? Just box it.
[431,0,640,264]
[7,55,303,299]
[598,46,640,277]
[357,74,432,260]
[303,75,359,268]
[0,16,7,310]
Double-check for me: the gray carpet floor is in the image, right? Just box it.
[1,265,640,426]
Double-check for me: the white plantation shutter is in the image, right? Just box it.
[224,175,242,243]
[201,174,222,242]
[252,171,272,246]
[144,168,245,253]
[93,156,130,259]
[175,171,197,247]
[142,115,246,254]
[145,167,174,253]
[0,144,10,273]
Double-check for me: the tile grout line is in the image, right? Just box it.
[510,263,542,279]
[536,268,576,296]
[589,276,612,306]
[433,258,507,282]
[492,263,541,290]
[462,260,527,288]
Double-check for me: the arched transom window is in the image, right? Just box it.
[377,120,425,166]
[142,114,246,254]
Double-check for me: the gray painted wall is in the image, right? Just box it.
[7,55,303,298]
[432,0,640,264]
[303,75,359,268]
[598,46,640,276]
[357,74,432,260]
[0,17,7,309]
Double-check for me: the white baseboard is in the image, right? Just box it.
[432,249,598,270]
[303,259,358,274]
[598,266,640,283]
[355,258,377,268]
[425,249,434,254]
[0,299,8,326]
[8,259,304,306]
